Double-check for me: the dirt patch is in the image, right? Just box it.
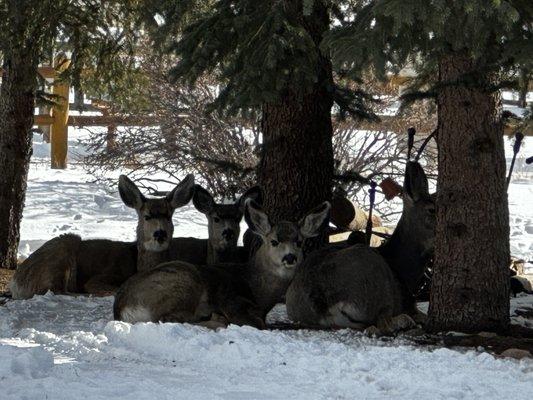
[0,268,14,294]
[406,324,533,357]
[267,321,533,358]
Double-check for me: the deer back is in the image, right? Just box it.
[286,161,435,329]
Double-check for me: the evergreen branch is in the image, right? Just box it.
[332,84,380,121]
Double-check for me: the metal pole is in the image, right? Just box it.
[407,127,416,161]
[506,132,524,190]
[365,181,377,246]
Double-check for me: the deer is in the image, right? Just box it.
[9,174,196,299]
[113,200,331,329]
[286,161,435,335]
[168,185,261,265]
[9,177,260,300]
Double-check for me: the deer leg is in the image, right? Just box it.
[366,313,417,337]
[160,310,198,323]
[365,308,395,336]
[220,297,266,329]
[364,319,393,337]
[46,262,76,295]
[408,308,427,325]
[364,325,381,337]
[161,297,216,325]
[376,315,395,335]
[193,313,229,330]
[390,314,417,331]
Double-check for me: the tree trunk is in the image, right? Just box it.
[427,54,510,333]
[0,54,39,269]
[258,2,333,235]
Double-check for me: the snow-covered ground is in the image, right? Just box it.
[2,295,533,400]
[1,128,533,399]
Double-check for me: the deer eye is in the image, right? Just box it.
[296,240,303,248]
[270,240,279,247]
[213,217,221,223]
[144,215,152,221]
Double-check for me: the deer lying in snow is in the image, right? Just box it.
[9,175,196,299]
[9,177,257,299]
[169,185,260,265]
[113,200,330,329]
[286,162,435,335]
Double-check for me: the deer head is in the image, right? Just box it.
[245,200,330,278]
[192,185,261,253]
[118,175,195,252]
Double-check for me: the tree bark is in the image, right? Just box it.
[258,2,333,235]
[427,53,510,333]
[0,51,39,269]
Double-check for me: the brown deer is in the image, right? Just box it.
[9,175,195,299]
[286,162,435,335]
[113,200,331,329]
[10,178,261,299]
[168,185,261,265]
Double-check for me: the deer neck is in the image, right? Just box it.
[206,240,238,265]
[243,246,293,318]
[207,240,224,265]
[378,218,431,295]
[136,244,169,272]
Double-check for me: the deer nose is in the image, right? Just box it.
[282,253,297,265]
[222,229,235,240]
[153,230,168,243]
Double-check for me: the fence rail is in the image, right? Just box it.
[2,63,532,169]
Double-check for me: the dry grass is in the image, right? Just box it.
[0,268,14,294]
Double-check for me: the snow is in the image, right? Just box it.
[502,91,532,118]
[2,295,533,400]
[1,128,532,399]
[20,131,209,259]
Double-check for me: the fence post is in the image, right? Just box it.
[51,56,71,169]
[102,108,117,152]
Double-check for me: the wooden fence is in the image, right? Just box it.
[2,60,531,169]
[30,57,161,169]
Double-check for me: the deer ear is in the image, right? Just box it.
[299,201,331,238]
[244,199,271,237]
[167,174,195,209]
[118,175,146,209]
[192,185,215,214]
[403,162,429,202]
[238,186,262,212]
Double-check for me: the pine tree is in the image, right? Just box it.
[148,0,374,235]
[0,0,142,269]
[324,0,532,332]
